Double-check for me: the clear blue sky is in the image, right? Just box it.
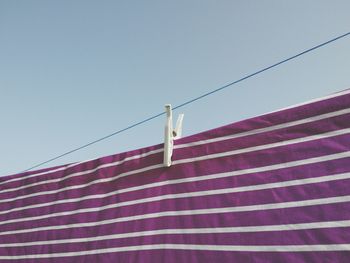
[1,1,350,176]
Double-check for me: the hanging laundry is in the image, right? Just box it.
[0,89,349,262]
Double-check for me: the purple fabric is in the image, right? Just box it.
[0,90,350,262]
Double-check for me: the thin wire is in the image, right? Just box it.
[22,31,350,172]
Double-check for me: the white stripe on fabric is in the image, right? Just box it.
[1,243,350,259]
[174,107,350,149]
[1,192,350,236]
[1,100,349,189]
[0,150,349,217]
[265,88,350,114]
[0,149,164,192]
[1,167,350,226]
[0,219,349,247]
[0,163,75,187]
[1,125,349,205]
[173,128,350,165]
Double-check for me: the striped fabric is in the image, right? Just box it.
[1,89,350,262]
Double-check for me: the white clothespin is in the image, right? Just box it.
[164,104,184,167]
